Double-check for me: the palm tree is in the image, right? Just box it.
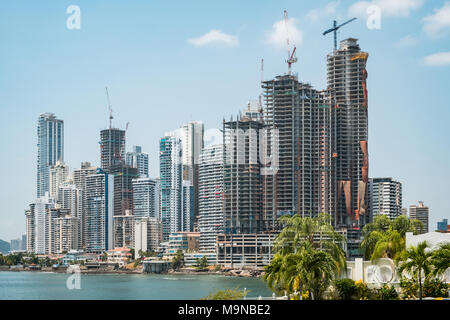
[264,238,341,299]
[274,213,347,275]
[430,243,450,278]
[360,215,423,259]
[397,241,433,300]
[370,228,405,260]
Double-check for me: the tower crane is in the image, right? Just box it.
[284,10,297,75]
[323,18,357,52]
[105,86,113,129]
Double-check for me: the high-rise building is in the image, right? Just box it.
[109,163,139,217]
[134,216,162,258]
[113,210,134,248]
[73,162,98,248]
[49,160,69,198]
[369,178,402,220]
[126,145,149,177]
[57,183,83,220]
[182,181,194,232]
[132,177,160,218]
[53,209,80,253]
[179,121,204,231]
[327,38,370,226]
[223,107,265,234]
[85,170,115,253]
[327,38,370,257]
[262,77,333,231]
[409,201,429,234]
[100,128,125,172]
[25,193,56,254]
[198,144,224,252]
[159,134,182,241]
[37,113,64,197]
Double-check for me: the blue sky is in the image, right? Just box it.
[0,0,449,240]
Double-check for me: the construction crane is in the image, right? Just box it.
[323,18,357,52]
[105,86,113,129]
[284,10,297,75]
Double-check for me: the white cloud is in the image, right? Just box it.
[307,1,341,22]
[187,29,238,47]
[423,52,450,66]
[266,17,303,49]
[349,0,423,18]
[423,2,450,37]
[394,35,418,48]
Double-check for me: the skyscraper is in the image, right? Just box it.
[327,38,370,230]
[261,76,334,231]
[73,162,98,248]
[327,38,370,257]
[132,177,160,218]
[198,144,224,252]
[409,201,429,234]
[369,178,402,220]
[181,181,194,232]
[179,121,204,231]
[109,163,138,217]
[25,193,56,254]
[159,133,182,241]
[100,128,125,173]
[85,169,115,253]
[37,113,64,197]
[223,107,265,234]
[126,145,149,177]
[49,160,69,198]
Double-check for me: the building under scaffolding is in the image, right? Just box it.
[223,102,265,235]
[261,75,335,230]
[327,38,369,257]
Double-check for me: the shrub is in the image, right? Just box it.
[399,277,418,299]
[423,278,449,298]
[377,284,399,300]
[201,288,247,300]
[334,278,357,300]
[355,280,370,300]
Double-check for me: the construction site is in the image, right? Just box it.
[218,13,371,259]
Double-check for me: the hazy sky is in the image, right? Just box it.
[1,0,449,240]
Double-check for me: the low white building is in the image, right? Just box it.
[405,231,450,250]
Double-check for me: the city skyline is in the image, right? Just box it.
[1,0,450,240]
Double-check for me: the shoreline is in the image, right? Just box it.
[0,266,264,278]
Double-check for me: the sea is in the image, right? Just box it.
[0,271,273,300]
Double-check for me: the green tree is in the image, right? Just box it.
[397,241,433,300]
[172,250,184,270]
[274,213,347,275]
[264,241,340,299]
[360,215,423,260]
[196,256,208,270]
[430,243,450,278]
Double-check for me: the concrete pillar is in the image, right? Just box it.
[354,258,364,282]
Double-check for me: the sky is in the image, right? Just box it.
[0,0,449,241]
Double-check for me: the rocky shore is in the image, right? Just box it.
[1,265,264,277]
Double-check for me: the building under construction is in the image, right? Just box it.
[222,102,265,235]
[100,128,126,173]
[261,76,335,230]
[327,38,369,255]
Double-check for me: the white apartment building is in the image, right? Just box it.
[368,178,402,220]
[198,144,224,252]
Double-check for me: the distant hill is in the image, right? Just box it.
[0,239,11,254]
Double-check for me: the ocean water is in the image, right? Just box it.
[0,272,272,300]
